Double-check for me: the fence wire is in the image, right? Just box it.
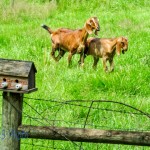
[0,94,150,150]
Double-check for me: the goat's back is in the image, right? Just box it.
[85,38,103,56]
[51,29,87,51]
[85,37,119,57]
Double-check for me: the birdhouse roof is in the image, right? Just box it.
[0,58,37,77]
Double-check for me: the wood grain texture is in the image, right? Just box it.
[18,125,150,146]
[2,92,23,150]
[0,58,36,77]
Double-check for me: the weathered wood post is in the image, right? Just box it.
[0,58,37,150]
[2,92,23,150]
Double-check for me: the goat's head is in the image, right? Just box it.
[116,37,128,56]
[85,17,100,35]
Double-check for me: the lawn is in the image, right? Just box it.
[0,0,150,149]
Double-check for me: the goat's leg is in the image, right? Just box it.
[50,47,58,62]
[78,55,82,65]
[79,52,85,67]
[68,52,73,67]
[56,50,66,61]
[109,58,114,72]
[102,57,108,72]
[93,57,99,69]
[78,54,86,66]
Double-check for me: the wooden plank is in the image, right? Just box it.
[0,58,37,77]
[18,125,150,146]
[0,76,28,90]
[0,88,38,94]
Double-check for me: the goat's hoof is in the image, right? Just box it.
[80,63,84,68]
[93,67,97,70]
[105,69,109,73]
[78,61,81,65]
[110,69,114,72]
[54,59,59,62]
[68,64,72,68]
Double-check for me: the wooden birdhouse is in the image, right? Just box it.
[0,58,38,93]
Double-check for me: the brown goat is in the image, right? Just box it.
[41,17,100,67]
[82,37,128,72]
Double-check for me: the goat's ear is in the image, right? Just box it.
[85,21,93,34]
[117,37,122,43]
[125,37,128,42]
[122,37,128,42]
[87,19,93,26]
[95,30,98,36]
[116,40,122,56]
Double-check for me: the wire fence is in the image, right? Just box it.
[0,94,150,149]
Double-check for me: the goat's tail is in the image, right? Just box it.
[41,24,53,34]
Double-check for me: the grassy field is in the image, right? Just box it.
[0,0,150,149]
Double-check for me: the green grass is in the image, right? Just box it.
[0,0,150,149]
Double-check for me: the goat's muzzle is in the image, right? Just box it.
[94,25,100,36]
[122,48,128,54]
[97,25,100,31]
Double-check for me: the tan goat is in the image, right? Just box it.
[41,17,100,67]
[83,37,128,72]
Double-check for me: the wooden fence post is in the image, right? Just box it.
[1,92,23,150]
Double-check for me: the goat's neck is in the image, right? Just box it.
[110,38,118,53]
[80,28,89,43]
